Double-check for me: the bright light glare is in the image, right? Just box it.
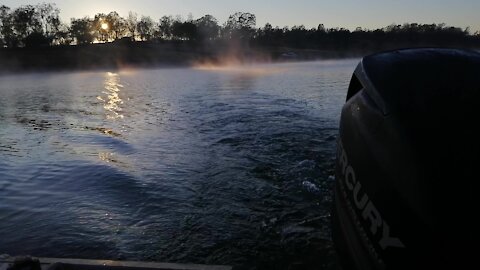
[101,23,108,30]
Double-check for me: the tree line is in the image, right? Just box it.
[1,3,479,50]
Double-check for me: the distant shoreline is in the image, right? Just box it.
[2,4,479,75]
[0,41,373,74]
[1,41,478,74]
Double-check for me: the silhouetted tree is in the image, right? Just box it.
[194,15,219,41]
[12,5,42,46]
[255,23,286,47]
[70,17,94,44]
[107,11,126,40]
[0,5,16,47]
[317,24,326,33]
[226,12,256,30]
[53,22,72,45]
[158,15,173,40]
[126,11,137,39]
[0,3,62,47]
[171,19,197,41]
[0,4,479,52]
[171,20,182,40]
[137,16,154,41]
[224,12,256,41]
[36,3,60,39]
[285,25,310,48]
[93,13,109,42]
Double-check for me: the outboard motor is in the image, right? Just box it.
[332,48,480,270]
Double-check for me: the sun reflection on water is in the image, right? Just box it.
[97,72,124,120]
[95,72,126,164]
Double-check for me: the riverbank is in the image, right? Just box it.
[0,41,364,74]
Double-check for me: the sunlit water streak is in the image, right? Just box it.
[0,60,356,270]
[98,72,125,120]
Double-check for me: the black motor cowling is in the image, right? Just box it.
[332,48,480,270]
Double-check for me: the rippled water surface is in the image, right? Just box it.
[0,60,356,269]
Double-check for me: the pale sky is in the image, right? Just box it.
[1,0,479,32]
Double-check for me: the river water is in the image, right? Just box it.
[0,60,356,269]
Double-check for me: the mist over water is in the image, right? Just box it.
[0,60,355,269]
